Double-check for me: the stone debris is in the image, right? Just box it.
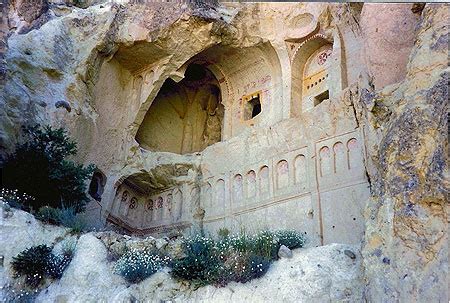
[278,245,293,259]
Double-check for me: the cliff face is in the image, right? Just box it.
[0,2,448,301]
[357,4,448,301]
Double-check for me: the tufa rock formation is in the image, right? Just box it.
[0,1,448,301]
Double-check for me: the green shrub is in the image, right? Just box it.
[229,254,271,283]
[220,233,254,253]
[46,253,72,280]
[171,229,305,287]
[2,125,95,213]
[37,206,86,233]
[36,206,60,224]
[171,235,220,286]
[275,230,305,249]
[11,244,74,287]
[217,227,230,239]
[11,245,53,287]
[114,248,171,283]
[48,238,77,279]
[54,206,86,233]
[218,231,279,260]
[251,231,280,260]
[59,238,77,258]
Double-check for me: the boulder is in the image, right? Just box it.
[278,245,293,259]
[36,233,128,302]
[0,206,69,286]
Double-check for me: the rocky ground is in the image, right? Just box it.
[1,207,363,302]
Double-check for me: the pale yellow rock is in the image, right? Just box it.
[1,2,448,302]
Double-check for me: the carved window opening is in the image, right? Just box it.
[88,170,106,202]
[243,92,262,120]
[314,89,329,106]
[302,45,332,110]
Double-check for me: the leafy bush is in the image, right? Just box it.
[2,125,95,213]
[36,206,60,224]
[46,253,72,280]
[48,238,77,279]
[37,206,86,233]
[219,231,279,260]
[251,231,280,260]
[11,244,74,287]
[171,235,219,285]
[171,229,305,287]
[114,248,171,283]
[11,245,53,287]
[217,227,230,239]
[275,230,305,249]
[229,253,271,283]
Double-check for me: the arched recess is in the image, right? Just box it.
[291,34,345,116]
[135,63,224,154]
[88,170,107,202]
[134,42,283,145]
[192,43,283,138]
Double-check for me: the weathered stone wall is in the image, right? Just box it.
[1,2,448,301]
[356,4,448,302]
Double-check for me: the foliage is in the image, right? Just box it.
[251,231,280,260]
[114,248,171,283]
[37,206,87,233]
[217,227,230,239]
[227,253,271,284]
[46,253,72,280]
[36,206,60,224]
[58,238,77,258]
[275,230,305,250]
[11,245,53,287]
[0,188,35,210]
[48,238,77,279]
[171,229,305,287]
[2,125,95,213]
[171,235,220,286]
[11,244,75,287]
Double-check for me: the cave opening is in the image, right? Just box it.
[136,63,224,154]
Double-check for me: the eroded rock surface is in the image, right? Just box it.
[357,4,448,302]
[0,208,363,302]
[1,2,448,301]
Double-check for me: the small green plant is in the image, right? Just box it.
[275,230,305,249]
[58,238,77,258]
[171,235,219,286]
[48,238,77,279]
[251,231,280,260]
[54,206,86,233]
[11,244,75,287]
[2,125,95,213]
[228,253,271,283]
[36,206,60,224]
[11,245,53,287]
[37,206,86,233]
[114,248,171,283]
[46,253,72,280]
[171,229,305,287]
[217,227,230,239]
